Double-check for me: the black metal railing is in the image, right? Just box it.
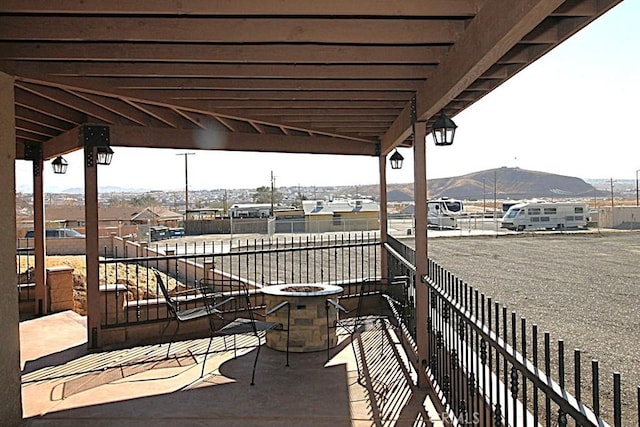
[385,235,639,427]
[99,233,380,328]
[17,243,35,304]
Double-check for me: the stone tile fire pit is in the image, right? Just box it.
[262,283,343,353]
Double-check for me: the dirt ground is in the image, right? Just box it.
[418,230,640,425]
[17,256,181,315]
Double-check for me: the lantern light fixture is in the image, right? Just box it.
[389,149,404,170]
[431,110,457,146]
[96,145,114,165]
[51,156,68,174]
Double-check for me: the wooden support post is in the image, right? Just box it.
[413,121,431,388]
[0,71,23,425]
[84,141,101,349]
[379,154,389,281]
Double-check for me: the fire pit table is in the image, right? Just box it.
[262,283,344,353]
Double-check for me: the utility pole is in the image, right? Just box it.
[610,178,614,209]
[177,153,195,219]
[611,178,615,228]
[270,170,275,216]
[482,178,486,215]
[636,169,640,207]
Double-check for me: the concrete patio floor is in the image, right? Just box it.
[20,311,445,426]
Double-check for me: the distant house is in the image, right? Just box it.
[302,198,379,233]
[185,208,224,220]
[130,206,183,227]
[229,203,272,218]
[17,206,142,237]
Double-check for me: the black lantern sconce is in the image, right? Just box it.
[51,156,68,174]
[82,125,114,167]
[96,145,114,166]
[431,110,457,146]
[389,149,404,170]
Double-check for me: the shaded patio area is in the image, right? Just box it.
[21,311,445,426]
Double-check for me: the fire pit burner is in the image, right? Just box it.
[280,285,323,293]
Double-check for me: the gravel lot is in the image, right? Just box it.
[407,231,640,423]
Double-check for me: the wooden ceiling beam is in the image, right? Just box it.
[35,77,426,92]
[0,42,449,64]
[109,125,378,156]
[70,92,150,127]
[173,99,407,110]
[15,118,58,139]
[120,89,413,102]
[0,0,478,17]
[15,105,70,132]
[261,115,399,123]
[1,61,436,80]
[121,100,180,128]
[552,0,597,17]
[15,87,86,125]
[41,126,83,159]
[380,0,567,154]
[16,82,124,125]
[228,108,403,117]
[15,125,83,160]
[0,17,465,44]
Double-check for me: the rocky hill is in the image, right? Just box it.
[363,167,605,201]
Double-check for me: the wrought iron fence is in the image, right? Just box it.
[99,233,380,328]
[16,242,35,304]
[385,235,639,427]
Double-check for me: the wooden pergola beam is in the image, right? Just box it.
[0,42,449,64]
[13,76,426,92]
[0,17,464,44]
[15,125,82,160]
[0,0,478,16]
[109,125,379,156]
[2,61,437,80]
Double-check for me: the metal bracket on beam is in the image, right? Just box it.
[410,94,417,126]
[24,143,42,176]
[81,125,110,168]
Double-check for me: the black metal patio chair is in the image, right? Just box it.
[197,277,290,384]
[326,277,407,383]
[153,268,286,384]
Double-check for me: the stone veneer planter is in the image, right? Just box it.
[262,284,343,353]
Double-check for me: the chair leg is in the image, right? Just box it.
[158,318,171,346]
[250,338,261,386]
[200,336,214,378]
[166,321,180,359]
[158,318,174,357]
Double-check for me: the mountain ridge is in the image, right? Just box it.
[360,167,608,202]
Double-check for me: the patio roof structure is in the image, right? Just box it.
[0,1,624,424]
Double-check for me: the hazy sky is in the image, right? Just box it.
[15,1,640,193]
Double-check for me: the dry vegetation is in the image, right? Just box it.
[17,256,183,316]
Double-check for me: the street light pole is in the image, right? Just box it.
[177,153,195,218]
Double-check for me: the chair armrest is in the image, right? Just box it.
[212,296,236,310]
[172,288,200,296]
[266,301,290,316]
[326,298,348,313]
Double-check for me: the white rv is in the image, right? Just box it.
[501,201,589,231]
[427,198,464,229]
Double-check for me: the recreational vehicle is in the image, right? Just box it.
[427,198,463,229]
[501,201,589,231]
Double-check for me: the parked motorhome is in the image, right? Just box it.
[501,201,589,231]
[427,198,463,229]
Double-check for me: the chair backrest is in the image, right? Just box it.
[152,269,178,316]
